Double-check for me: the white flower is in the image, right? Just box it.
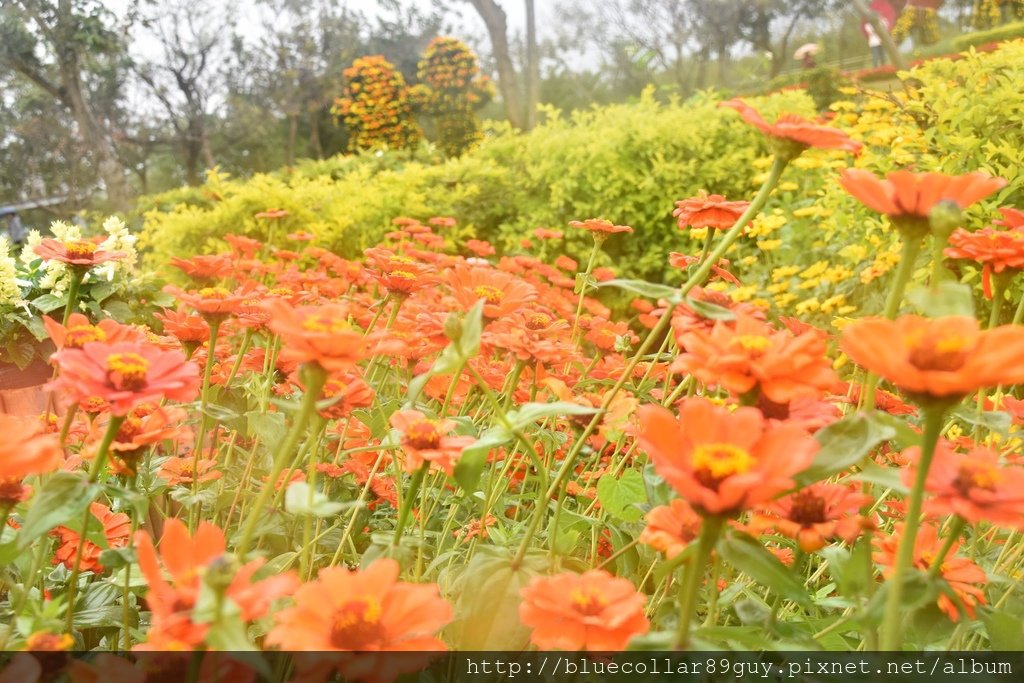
[0,237,23,307]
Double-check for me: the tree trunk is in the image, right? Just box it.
[524,0,539,130]
[468,0,525,130]
[287,112,298,166]
[55,0,130,208]
[308,106,323,159]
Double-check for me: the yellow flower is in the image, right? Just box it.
[756,239,781,251]
[799,261,828,279]
[772,265,800,282]
[795,297,820,315]
[778,181,799,192]
[839,244,867,262]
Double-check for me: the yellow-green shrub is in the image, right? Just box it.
[137,88,813,281]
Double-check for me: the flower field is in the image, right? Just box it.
[4,39,1024,671]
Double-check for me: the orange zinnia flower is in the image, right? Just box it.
[841,315,1024,402]
[0,415,63,506]
[263,299,379,373]
[255,208,289,219]
[751,483,872,552]
[945,210,1024,298]
[519,569,649,651]
[154,307,210,344]
[34,238,125,268]
[720,99,862,156]
[673,191,750,230]
[905,442,1024,529]
[51,502,130,573]
[134,519,298,650]
[840,169,1006,235]
[568,218,633,236]
[447,266,537,319]
[170,254,234,281]
[163,285,249,321]
[267,558,451,652]
[639,499,702,558]
[672,313,837,405]
[43,313,145,350]
[389,409,475,475]
[637,398,818,516]
[49,341,200,416]
[874,524,987,621]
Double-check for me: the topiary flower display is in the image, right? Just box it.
[412,37,494,157]
[332,55,421,153]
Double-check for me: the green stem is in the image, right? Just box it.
[571,238,602,344]
[392,462,429,547]
[190,318,221,532]
[674,516,725,649]
[862,238,922,411]
[236,363,326,557]
[879,406,945,650]
[928,517,967,580]
[61,269,86,326]
[66,415,124,632]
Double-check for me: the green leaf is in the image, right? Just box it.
[284,482,346,517]
[596,469,646,522]
[19,472,99,549]
[684,296,736,320]
[453,427,510,494]
[29,293,65,313]
[798,413,896,484]
[950,407,1011,434]
[448,547,548,650]
[852,461,909,495]
[982,609,1024,649]
[599,278,683,302]
[719,532,812,606]
[246,410,286,444]
[507,401,597,429]
[907,282,975,318]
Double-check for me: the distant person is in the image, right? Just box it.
[5,214,26,246]
[865,22,885,67]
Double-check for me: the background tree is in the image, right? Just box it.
[134,1,228,186]
[413,37,494,157]
[464,0,540,130]
[332,55,422,152]
[0,0,133,207]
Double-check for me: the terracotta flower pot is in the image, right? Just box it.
[0,358,52,416]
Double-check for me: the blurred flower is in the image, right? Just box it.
[519,569,649,651]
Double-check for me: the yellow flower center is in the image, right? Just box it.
[693,442,755,483]
[330,597,383,648]
[570,588,607,617]
[302,313,352,334]
[906,332,971,372]
[389,270,416,281]
[732,335,772,354]
[526,313,551,330]
[473,285,504,304]
[64,240,97,260]
[197,287,231,299]
[954,461,1001,493]
[106,353,149,391]
[65,324,107,349]
[405,419,442,449]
